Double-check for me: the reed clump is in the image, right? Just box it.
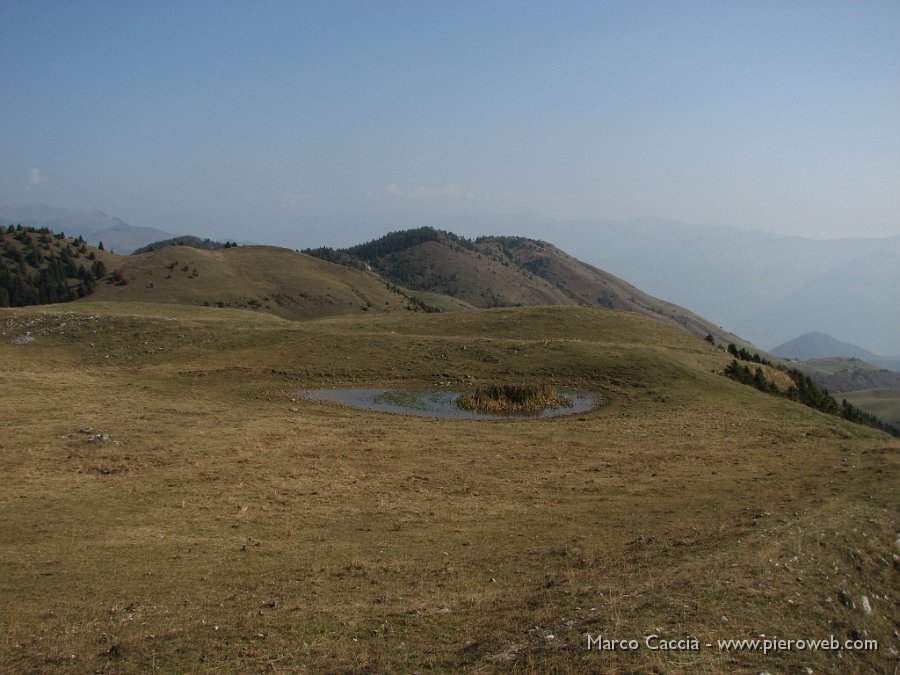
[456,383,573,413]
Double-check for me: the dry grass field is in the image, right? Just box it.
[1,302,897,673]
[88,246,420,320]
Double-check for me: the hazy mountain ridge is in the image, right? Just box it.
[773,332,900,373]
[746,238,900,357]
[512,218,899,355]
[0,203,171,254]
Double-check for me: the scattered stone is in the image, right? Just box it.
[87,434,110,444]
[79,427,93,434]
[10,336,35,345]
[630,535,655,548]
[860,595,873,615]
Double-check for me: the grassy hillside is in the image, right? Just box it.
[0,301,896,673]
[85,245,436,319]
[8,224,752,352]
[308,227,749,347]
[798,358,900,392]
[800,357,885,375]
[335,229,574,307]
[132,235,237,254]
[842,389,900,429]
[791,358,900,432]
[476,235,748,346]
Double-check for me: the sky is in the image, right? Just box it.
[1,0,898,248]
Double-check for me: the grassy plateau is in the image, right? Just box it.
[0,302,897,673]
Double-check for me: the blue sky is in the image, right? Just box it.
[1,1,898,246]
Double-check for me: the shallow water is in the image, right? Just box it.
[293,388,596,420]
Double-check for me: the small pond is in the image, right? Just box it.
[292,388,596,420]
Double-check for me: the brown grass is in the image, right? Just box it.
[456,383,572,413]
[85,245,421,319]
[0,302,896,673]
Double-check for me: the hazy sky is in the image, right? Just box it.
[2,1,898,247]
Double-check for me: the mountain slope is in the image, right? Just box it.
[842,389,900,429]
[308,227,748,346]
[476,236,744,342]
[773,332,883,361]
[796,358,900,392]
[0,203,171,254]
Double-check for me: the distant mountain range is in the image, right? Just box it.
[0,204,170,254]
[501,218,899,356]
[772,331,900,373]
[5,204,897,355]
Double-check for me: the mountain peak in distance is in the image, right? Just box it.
[0,203,170,254]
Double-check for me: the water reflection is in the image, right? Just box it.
[293,388,596,420]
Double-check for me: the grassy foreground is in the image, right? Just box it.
[0,302,897,673]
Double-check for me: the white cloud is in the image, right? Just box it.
[28,168,46,186]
